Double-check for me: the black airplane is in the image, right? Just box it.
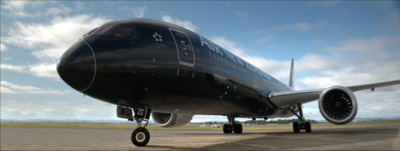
[57,18,400,146]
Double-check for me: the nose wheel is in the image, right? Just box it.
[117,105,152,147]
[131,121,150,146]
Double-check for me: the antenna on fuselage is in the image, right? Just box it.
[288,58,295,89]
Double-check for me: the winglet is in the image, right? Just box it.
[288,58,295,89]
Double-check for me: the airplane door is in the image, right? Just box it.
[169,28,195,67]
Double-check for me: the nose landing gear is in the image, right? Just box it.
[131,118,150,146]
[131,106,152,146]
[117,105,152,147]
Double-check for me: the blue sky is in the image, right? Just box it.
[1,1,400,122]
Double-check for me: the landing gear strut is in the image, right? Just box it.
[130,106,152,146]
[289,104,311,133]
[223,116,243,134]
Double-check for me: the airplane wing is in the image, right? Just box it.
[269,80,400,108]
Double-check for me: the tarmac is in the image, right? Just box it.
[1,124,400,150]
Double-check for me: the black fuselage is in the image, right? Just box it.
[57,19,294,118]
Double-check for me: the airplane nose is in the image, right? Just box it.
[57,40,96,92]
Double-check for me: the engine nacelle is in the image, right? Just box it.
[152,112,193,127]
[318,86,358,125]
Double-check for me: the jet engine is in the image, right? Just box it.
[152,112,193,127]
[318,86,358,125]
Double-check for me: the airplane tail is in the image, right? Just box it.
[288,58,294,89]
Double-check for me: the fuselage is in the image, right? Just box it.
[57,19,294,118]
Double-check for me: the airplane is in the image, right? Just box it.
[57,18,400,147]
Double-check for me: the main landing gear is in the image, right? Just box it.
[289,104,311,133]
[223,116,243,134]
[117,105,152,146]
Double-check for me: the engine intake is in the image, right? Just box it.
[318,86,358,125]
[152,112,193,127]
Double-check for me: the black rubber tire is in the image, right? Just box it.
[293,122,300,133]
[305,122,312,133]
[233,124,243,134]
[223,124,233,134]
[131,127,150,146]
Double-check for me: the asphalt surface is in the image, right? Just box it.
[1,124,400,150]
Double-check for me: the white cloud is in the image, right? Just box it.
[161,15,198,32]
[211,36,290,80]
[1,81,68,95]
[1,43,7,52]
[4,14,109,61]
[273,22,330,32]
[255,35,274,44]
[29,63,59,78]
[1,1,71,18]
[236,11,248,18]
[273,22,312,32]
[326,37,400,54]
[1,63,58,78]
[119,6,146,18]
[44,5,71,17]
[0,64,27,73]
[2,14,109,79]
[1,99,117,120]
[297,53,341,71]
[1,1,36,17]
[298,37,400,90]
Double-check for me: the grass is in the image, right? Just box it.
[2,119,399,130]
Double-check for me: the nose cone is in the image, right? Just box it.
[57,41,96,92]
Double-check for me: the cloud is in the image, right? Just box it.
[1,81,69,95]
[1,43,7,52]
[1,99,117,120]
[4,14,109,61]
[255,35,274,44]
[298,37,400,89]
[273,22,330,32]
[211,36,290,80]
[119,6,147,18]
[297,53,341,71]
[161,15,198,32]
[307,1,340,7]
[273,22,312,32]
[0,64,27,73]
[1,1,37,17]
[29,63,59,78]
[1,63,58,78]
[236,11,248,18]
[1,1,71,18]
[2,13,109,79]
[326,37,400,54]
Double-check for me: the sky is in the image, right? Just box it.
[1,1,400,123]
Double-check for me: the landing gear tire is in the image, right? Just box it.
[293,122,300,133]
[223,124,233,133]
[131,127,150,146]
[233,124,243,134]
[305,122,311,133]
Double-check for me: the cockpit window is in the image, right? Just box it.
[94,25,114,36]
[113,27,136,38]
[92,25,138,39]
[83,28,98,37]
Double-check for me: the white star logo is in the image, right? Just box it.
[152,32,163,43]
